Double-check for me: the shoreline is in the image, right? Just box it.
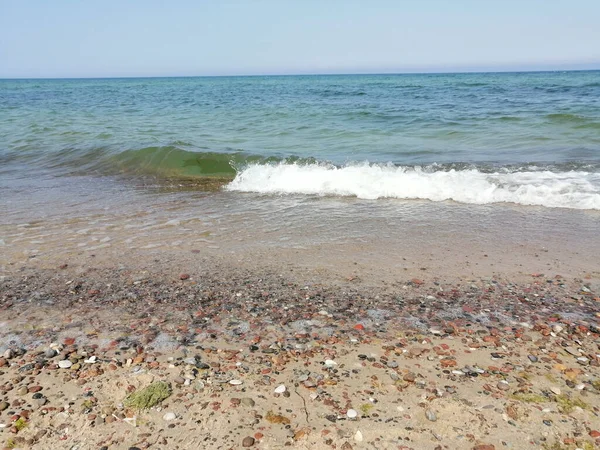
[1,263,599,449]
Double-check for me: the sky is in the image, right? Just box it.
[1,0,600,78]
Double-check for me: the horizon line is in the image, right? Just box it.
[2,67,600,81]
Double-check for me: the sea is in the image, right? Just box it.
[1,72,600,280]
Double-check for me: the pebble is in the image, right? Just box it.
[274,384,286,394]
[354,430,363,442]
[3,349,14,360]
[527,355,538,363]
[497,380,510,391]
[324,359,337,367]
[0,402,8,411]
[550,387,561,395]
[403,372,416,383]
[347,409,358,419]
[564,347,581,356]
[58,360,73,369]
[242,436,255,447]
[163,412,176,421]
[45,349,56,358]
[229,379,243,385]
[241,398,255,407]
[426,409,437,422]
[17,386,28,396]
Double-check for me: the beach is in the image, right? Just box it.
[1,72,600,449]
[1,199,600,449]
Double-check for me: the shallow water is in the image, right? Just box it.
[1,73,599,280]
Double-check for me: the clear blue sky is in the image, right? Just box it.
[1,0,599,78]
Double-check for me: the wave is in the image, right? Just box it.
[226,162,600,210]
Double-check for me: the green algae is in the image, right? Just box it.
[124,381,172,410]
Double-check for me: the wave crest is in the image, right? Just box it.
[226,162,600,210]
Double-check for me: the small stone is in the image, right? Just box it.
[163,412,176,421]
[173,376,185,385]
[528,355,538,363]
[550,387,561,395]
[241,398,255,407]
[3,349,14,359]
[425,409,437,422]
[354,430,363,442]
[45,349,56,358]
[0,401,9,411]
[324,359,337,367]
[58,360,72,369]
[543,419,552,426]
[497,381,509,391]
[17,386,28,396]
[403,372,416,383]
[347,409,358,419]
[589,430,600,438]
[242,436,255,447]
[179,273,190,280]
[472,445,496,450]
[409,347,424,357]
[274,384,286,394]
[229,379,243,386]
[564,347,581,356]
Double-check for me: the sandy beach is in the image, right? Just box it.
[1,249,599,449]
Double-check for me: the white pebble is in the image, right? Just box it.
[324,359,337,367]
[84,356,97,364]
[229,379,243,385]
[347,409,358,419]
[58,360,72,369]
[354,430,363,442]
[163,412,176,421]
[274,384,286,394]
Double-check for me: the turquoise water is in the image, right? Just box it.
[1,71,600,209]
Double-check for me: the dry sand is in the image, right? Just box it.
[0,257,599,450]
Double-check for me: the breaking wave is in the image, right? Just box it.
[226,162,600,210]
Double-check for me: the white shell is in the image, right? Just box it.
[274,384,286,394]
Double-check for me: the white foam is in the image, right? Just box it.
[226,162,600,210]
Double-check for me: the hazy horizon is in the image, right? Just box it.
[2,66,600,81]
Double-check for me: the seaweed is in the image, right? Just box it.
[123,381,172,410]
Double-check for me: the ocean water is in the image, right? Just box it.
[1,71,600,210]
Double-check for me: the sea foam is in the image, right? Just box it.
[226,163,600,210]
